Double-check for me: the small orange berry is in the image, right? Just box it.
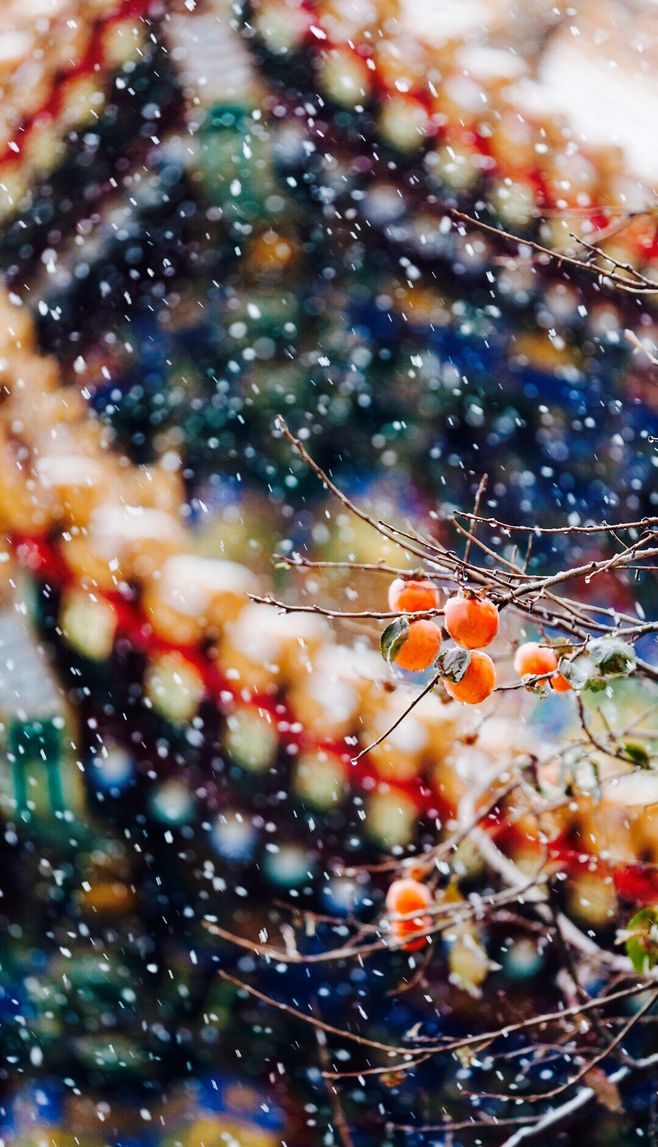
[444,595,499,649]
[391,923,428,951]
[443,650,496,704]
[386,877,432,950]
[551,672,572,693]
[388,577,440,614]
[513,642,556,677]
[386,877,432,915]
[513,642,572,692]
[393,619,441,671]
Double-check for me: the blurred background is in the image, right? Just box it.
[0,0,656,1143]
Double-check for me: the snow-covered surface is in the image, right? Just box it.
[0,612,64,718]
[538,11,658,185]
[404,0,658,185]
[166,2,259,106]
[402,0,517,44]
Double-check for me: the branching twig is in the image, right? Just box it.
[244,420,658,1139]
[451,209,658,295]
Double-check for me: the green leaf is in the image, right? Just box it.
[584,677,608,694]
[436,646,471,682]
[623,742,651,768]
[553,641,575,657]
[624,908,658,973]
[380,617,410,664]
[588,636,637,677]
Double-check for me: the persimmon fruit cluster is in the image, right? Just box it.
[382,581,573,702]
[384,583,499,703]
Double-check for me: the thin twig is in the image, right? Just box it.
[350,673,441,765]
[463,473,488,567]
[451,209,658,295]
[314,1010,357,1147]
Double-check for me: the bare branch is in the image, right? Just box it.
[451,209,658,295]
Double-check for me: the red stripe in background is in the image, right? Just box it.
[12,532,422,795]
[12,530,658,904]
[0,0,157,170]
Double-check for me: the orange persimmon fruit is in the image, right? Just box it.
[388,577,440,614]
[386,877,432,950]
[393,619,441,671]
[551,672,573,693]
[442,650,496,704]
[514,641,571,691]
[444,594,499,649]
